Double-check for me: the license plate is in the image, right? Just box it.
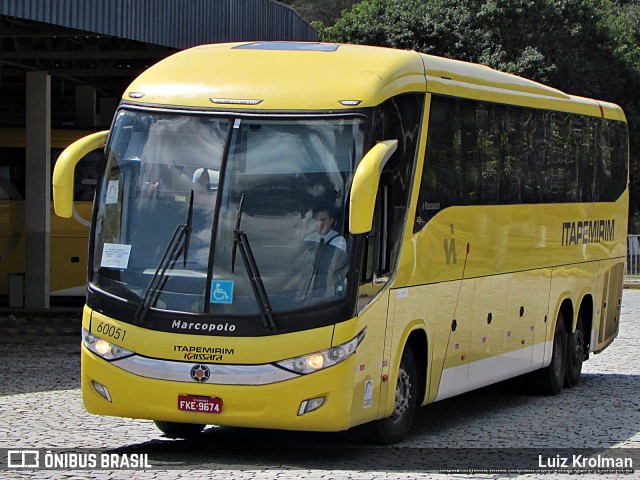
[178,395,223,414]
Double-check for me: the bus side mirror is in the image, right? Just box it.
[53,130,109,218]
[349,140,398,234]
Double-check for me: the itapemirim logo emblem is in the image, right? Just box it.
[190,364,210,383]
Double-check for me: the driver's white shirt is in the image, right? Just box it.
[304,229,347,251]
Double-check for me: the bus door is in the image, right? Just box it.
[597,261,624,351]
[357,92,425,412]
[358,185,395,417]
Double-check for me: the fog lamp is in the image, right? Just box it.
[298,396,326,416]
[92,380,112,402]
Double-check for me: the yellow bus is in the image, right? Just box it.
[0,129,103,300]
[53,42,628,443]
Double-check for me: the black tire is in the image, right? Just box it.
[534,313,567,395]
[565,315,585,388]
[364,348,418,444]
[154,421,205,438]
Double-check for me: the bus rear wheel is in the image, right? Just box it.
[154,420,205,438]
[534,313,567,395]
[565,315,585,388]
[364,348,418,445]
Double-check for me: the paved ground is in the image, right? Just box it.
[0,290,639,479]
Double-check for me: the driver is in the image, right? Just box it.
[299,206,348,300]
[304,206,347,251]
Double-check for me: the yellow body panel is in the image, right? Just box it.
[0,201,92,295]
[125,43,426,111]
[0,129,100,297]
[398,194,627,286]
[393,191,626,402]
[333,292,391,425]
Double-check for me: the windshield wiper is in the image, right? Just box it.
[231,193,276,330]
[135,190,194,323]
[231,193,245,274]
[183,190,194,267]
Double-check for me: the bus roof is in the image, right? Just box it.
[123,42,625,121]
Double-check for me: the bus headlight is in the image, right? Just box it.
[82,328,134,361]
[276,328,366,374]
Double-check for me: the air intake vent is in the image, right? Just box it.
[234,42,339,52]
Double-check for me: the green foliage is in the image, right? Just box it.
[320,0,640,232]
[278,0,360,26]
[321,0,628,91]
[319,0,475,54]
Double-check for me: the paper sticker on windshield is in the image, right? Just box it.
[105,180,119,204]
[101,243,132,269]
[210,280,234,304]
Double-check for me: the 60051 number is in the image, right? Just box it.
[96,322,127,341]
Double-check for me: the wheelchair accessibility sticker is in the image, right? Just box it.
[210,280,234,304]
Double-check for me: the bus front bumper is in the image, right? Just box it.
[81,344,355,432]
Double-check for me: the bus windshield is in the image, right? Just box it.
[92,109,365,318]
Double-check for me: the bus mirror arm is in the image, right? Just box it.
[53,130,109,218]
[349,140,398,234]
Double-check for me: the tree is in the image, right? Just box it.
[278,0,360,26]
[318,0,640,232]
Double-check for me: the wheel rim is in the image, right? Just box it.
[391,367,412,421]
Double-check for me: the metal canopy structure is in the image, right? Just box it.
[1,0,317,49]
[0,0,318,127]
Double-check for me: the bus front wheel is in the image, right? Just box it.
[364,347,418,444]
[154,420,205,438]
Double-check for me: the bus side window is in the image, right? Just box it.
[360,184,390,285]
[361,92,423,277]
